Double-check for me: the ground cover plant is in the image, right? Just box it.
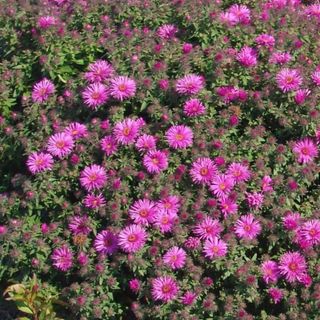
[0,0,319,319]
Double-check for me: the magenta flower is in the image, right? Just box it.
[64,122,88,140]
[226,162,251,183]
[80,164,107,192]
[166,125,193,149]
[47,132,74,159]
[37,16,56,29]
[163,246,186,270]
[300,219,320,246]
[269,51,292,65]
[278,251,308,283]
[68,215,91,235]
[294,89,310,105]
[129,199,157,225]
[193,216,222,240]
[236,46,257,67]
[175,74,204,95]
[268,287,284,304]
[292,138,318,164]
[276,68,303,92]
[135,134,157,153]
[84,59,114,83]
[261,175,273,192]
[311,70,320,86]
[210,174,235,199]
[181,291,197,305]
[26,152,54,174]
[118,224,147,253]
[151,276,179,303]
[100,135,118,156]
[282,212,301,231]
[234,214,262,240]
[82,83,108,109]
[113,118,140,145]
[83,193,106,209]
[157,24,178,40]
[255,34,275,48]
[94,230,118,255]
[261,260,279,284]
[143,150,168,174]
[109,76,136,101]
[219,197,238,218]
[129,279,141,294]
[184,236,201,250]
[32,78,55,103]
[190,157,217,185]
[246,192,264,210]
[203,237,228,259]
[183,98,206,117]
[153,210,177,233]
[51,246,73,271]
[228,4,251,25]
[156,195,180,215]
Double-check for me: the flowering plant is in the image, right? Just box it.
[0,0,319,319]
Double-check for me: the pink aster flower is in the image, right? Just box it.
[94,230,118,255]
[84,60,114,83]
[163,246,187,270]
[175,74,204,95]
[300,219,320,246]
[64,122,88,140]
[292,138,318,164]
[236,46,257,67]
[109,76,136,101]
[27,152,54,174]
[153,210,177,233]
[268,287,284,304]
[183,98,206,117]
[278,251,308,283]
[193,216,223,240]
[255,34,275,48]
[234,214,262,240]
[118,224,147,253]
[113,118,140,145]
[276,68,303,92]
[261,175,273,192]
[228,4,251,25]
[135,134,157,152]
[151,276,179,303]
[311,70,320,86]
[83,193,106,209]
[47,132,74,159]
[32,78,55,103]
[166,125,193,149]
[219,197,238,218]
[100,135,118,156]
[157,24,178,40]
[210,174,235,199]
[226,163,251,183]
[190,157,217,185]
[293,227,313,250]
[184,236,201,250]
[157,195,180,215]
[51,246,73,271]
[294,89,310,105]
[246,192,264,209]
[261,260,279,284]
[68,215,91,235]
[129,199,157,225]
[219,12,238,27]
[203,237,228,259]
[37,16,56,29]
[143,150,168,174]
[181,291,197,305]
[269,51,292,65]
[129,279,141,294]
[82,83,108,109]
[80,164,107,192]
[282,212,301,231]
